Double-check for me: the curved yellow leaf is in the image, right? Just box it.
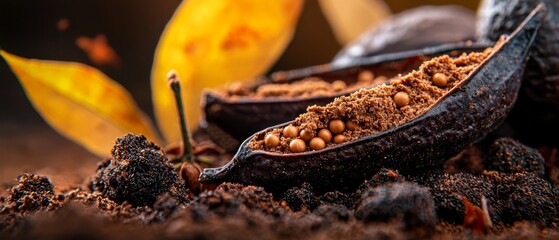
[319,0,391,44]
[1,50,161,157]
[151,0,303,144]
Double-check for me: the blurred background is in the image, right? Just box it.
[0,0,480,187]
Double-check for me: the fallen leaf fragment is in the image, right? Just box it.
[0,50,161,157]
[151,0,303,144]
[463,195,492,235]
[76,34,122,68]
[57,18,70,31]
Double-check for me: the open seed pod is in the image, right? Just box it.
[199,6,543,193]
[203,42,488,145]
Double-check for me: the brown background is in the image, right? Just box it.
[0,0,480,187]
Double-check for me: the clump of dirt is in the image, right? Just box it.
[430,171,558,227]
[89,134,186,206]
[216,71,387,101]
[5,173,58,212]
[355,182,437,230]
[485,137,546,177]
[249,49,493,153]
[195,183,287,218]
[2,128,559,239]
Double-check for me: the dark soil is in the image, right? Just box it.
[1,134,559,239]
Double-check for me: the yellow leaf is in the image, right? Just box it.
[319,0,391,44]
[151,0,303,144]
[1,50,161,157]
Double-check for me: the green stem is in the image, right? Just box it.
[168,70,193,163]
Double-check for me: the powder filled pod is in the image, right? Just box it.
[200,5,544,193]
[203,41,489,144]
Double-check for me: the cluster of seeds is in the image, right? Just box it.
[392,73,448,108]
[264,119,360,153]
[249,49,492,154]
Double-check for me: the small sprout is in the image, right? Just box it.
[168,70,202,194]
[333,134,346,144]
[264,134,280,148]
[432,73,448,87]
[309,137,325,150]
[358,70,374,82]
[318,129,332,143]
[329,119,345,135]
[346,120,358,131]
[393,91,410,108]
[283,125,299,138]
[168,70,193,163]
[289,139,306,153]
[300,129,314,142]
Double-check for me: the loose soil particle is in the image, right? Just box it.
[89,134,186,206]
[249,49,492,153]
[485,137,546,177]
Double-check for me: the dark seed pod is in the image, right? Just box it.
[477,0,559,104]
[477,0,559,145]
[203,42,486,143]
[200,7,543,193]
[334,5,476,65]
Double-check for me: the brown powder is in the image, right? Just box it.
[217,74,388,101]
[249,49,493,153]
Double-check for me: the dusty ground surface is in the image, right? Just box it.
[1,119,559,240]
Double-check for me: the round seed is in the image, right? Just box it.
[289,139,306,153]
[333,134,346,144]
[300,129,314,142]
[432,73,448,87]
[283,125,299,138]
[264,134,279,148]
[346,120,358,131]
[332,80,347,90]
[358,70,374,82]
[309,137,326,150]
[394,91,410,108]
[318,129,332,143]
[329,119,345,134]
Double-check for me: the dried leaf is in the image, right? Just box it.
[0,50,161,157]
[463,195,492,235]
[318,0,391,44]
[76,34,122,68]
[151,0,303,144]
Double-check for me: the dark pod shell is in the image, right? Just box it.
[477,0,559,145]
[204,45,486,143]
[334,5,476,66]
[200,6,544,193]
[478,0,559,106]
